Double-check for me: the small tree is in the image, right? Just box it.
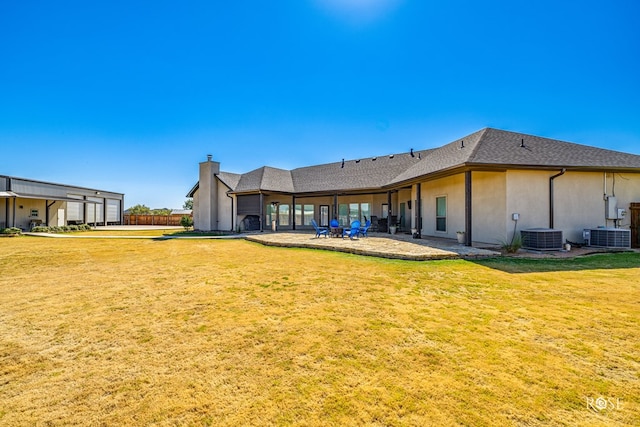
[180,215,193,230]
[183,198,193,210]
[127,204,151,215]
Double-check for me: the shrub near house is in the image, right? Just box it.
[0,227,22,236]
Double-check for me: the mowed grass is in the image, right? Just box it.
[0,237,638,426]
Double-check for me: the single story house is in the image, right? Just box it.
[0,175,124,230]
[187,128,640,248]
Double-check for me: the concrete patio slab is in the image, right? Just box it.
[246,231,500,261]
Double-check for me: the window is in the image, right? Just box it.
[381,203,389,219]
[304,205,314,225]
[30,209,39,218]
[266,204,274,225]
[349,203,359,223]
[360,203,371,222]
[278,204,290,226]
[295,204,315,226]
[320,205,329,227]
[339,203,371,226]
[436,196,447,232]
[338,204,349,226]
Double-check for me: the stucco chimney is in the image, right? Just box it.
[198,155,220,231]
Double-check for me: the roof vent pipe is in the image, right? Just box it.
[207,154,212,161]
[549,168,566,228]
[410,148,415,157]
[520,139,525,148]
[461,140,465,148]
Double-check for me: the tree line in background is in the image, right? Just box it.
[126,199,192,216]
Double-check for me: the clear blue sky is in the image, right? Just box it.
[1,0,639,209]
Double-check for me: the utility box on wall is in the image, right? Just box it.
[606,196,618,219]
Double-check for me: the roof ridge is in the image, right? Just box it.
[465,128,490,163]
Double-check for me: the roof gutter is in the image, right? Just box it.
[549,169,566,229]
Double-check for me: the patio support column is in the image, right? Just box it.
[465,171,472,246]
[387,191,392,234]
[12,197,16,228]
[46,200,55,227]
[102,197,107,226]
[333,194,338,221]
[292,195,296,230]
[416,183,422,238]
[6,197,10,227]
[259,192,264,232]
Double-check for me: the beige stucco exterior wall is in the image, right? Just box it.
[412,170,640,245]
[191,188,200,230]
[197,160,220,231]
[419,174,465,240]
[216,179,233,231]
[601,172,640,230]
[505,170,551,233]
[505,170,640,243]
[472,172,507,244]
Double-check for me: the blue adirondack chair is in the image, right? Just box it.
[359,220,371,238]
[311,219,329,238]
[342,220,361,239]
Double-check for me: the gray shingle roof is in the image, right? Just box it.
[233,166,295,193]
[290,152,426,193]
[211,128,640,194]
[389,128,640,185]
[217,172,241,190]
[470,128,640,168]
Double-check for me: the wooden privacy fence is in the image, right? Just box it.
[124,214,191,226]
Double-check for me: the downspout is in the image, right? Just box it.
[387,191,392,234]
[225,191,234,232]
[465,171,472,246]
[415,183,422,238]
[549,169,566,229]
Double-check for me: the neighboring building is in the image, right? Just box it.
[187,128,640,247]
[0,175,124,230]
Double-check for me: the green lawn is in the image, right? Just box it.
[0,236,638,426]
